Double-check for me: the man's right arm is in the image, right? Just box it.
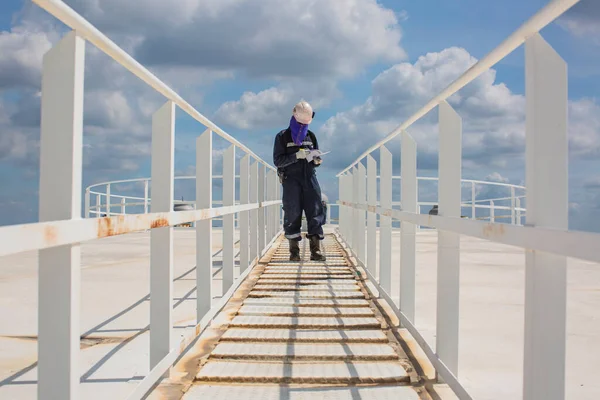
[273,133,299,168]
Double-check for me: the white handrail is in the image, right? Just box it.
[32,0,275,171]
[337,0,579,176]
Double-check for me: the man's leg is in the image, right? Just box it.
[282,176,303,261]
[304,174,326,261]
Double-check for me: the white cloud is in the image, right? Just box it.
[558,0,600,43]
[65,0,406,80]
[214,80,339,130]
[319,47,600,171]
[0,24,54,90]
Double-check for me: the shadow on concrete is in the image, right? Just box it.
[0,242,243,387]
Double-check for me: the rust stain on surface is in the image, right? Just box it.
[482,222,505,238]
[44,226,58,245]
[96,215,127,238]
[151,218,170,229]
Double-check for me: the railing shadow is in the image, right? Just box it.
[0,242,240,387]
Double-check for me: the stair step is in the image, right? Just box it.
[242,298,370,307]
[185,384,421,399]
[229,316,381,329]
[196,361,410,384]
[252,284,359,292]
[257,279,356,285]
[248,291,365,299]
[219,328,388,343]
[237,305,374,317]
[259,274,354,279]
[210,342,398,361]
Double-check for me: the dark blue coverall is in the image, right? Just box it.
[273,128,325,241]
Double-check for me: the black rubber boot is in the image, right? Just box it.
[289,239,301,262]
[309,235,326,261]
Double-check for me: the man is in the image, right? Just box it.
[273,100,326,261]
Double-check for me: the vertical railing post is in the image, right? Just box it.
[436,100,462,379]
[276,173,281,232]
[258,164,266,255]
[511,186,516,225]
[120,198,126,215]
[222,145,235,292]
[84,188,90,218]
[150,101,175,370]
[471,181,476,220]
[338,176,343,235]
[523,33,568,400]
[490,200,495,222]
[239,155,250,272]
[38,30,85,400]
[266,170,274,241]
[105,183,111,216]
[357,163,366,262]
[352,166,358,251]
[516,198,522,225]
[144,179,149,214]
[367,156,377,274]
[343,173,352,242]
[379,146,392,290]
[196,129,213,321]
[401,131,417,323]
[250,162,259,263]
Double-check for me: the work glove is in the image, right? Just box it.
[296,148,309,160]
[313,156,322,165]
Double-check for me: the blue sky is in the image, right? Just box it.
[1,0,599,232]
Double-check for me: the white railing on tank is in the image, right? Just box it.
[0,1,282,399]
[336,1,598,400]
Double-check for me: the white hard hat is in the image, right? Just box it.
[292,100,313,124]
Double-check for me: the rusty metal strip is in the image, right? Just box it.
[0,201,282,257]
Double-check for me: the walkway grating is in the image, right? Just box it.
[183,234,430,399]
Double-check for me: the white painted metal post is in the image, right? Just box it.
[196,129,213,321]
[258,164,266,254]
[523,33,568,400]
[250,162,259,263]
[266,170,274,241]
[379,146,392,289]
[357,163,367,263]
[511,186,516,225]
[367,156,377,274]
[352,167,358,250]
[276,175,281,232]
[144,179,149,214]
[490,200,495,222]
[471,182,476,219]
[401,131,417,323]
[38,30,85,400]
[517,198,522,225]
[150,101,175,370]
[95,194,100,217]
[84,188,90,218]
[222,145,235,292]
[436,100,462,379]
[342,174,351,242]
[106,184,111,216]
[120,198,126,215]
[239,155,250,272]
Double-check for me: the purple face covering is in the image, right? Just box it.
[290,116,309,146]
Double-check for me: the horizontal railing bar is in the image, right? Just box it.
[338,200,600,264]
[32,0,275,171]
[0,201,281,257]
[87,175,239,192]
[337,0,579,177]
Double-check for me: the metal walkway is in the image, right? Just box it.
[182,234,428,399]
